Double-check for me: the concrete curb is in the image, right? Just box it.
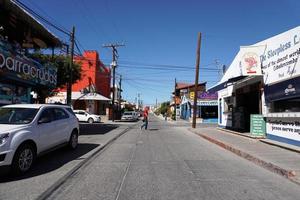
[188,128,299,185]
[259,139,300,154]
[217,127,265,139]
[36,125,135,200]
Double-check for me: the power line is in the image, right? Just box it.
[12,0,70,36]
[73,0,113,56]
[25,0,70,35]
[74,40,83,55]
[119,64,220,71]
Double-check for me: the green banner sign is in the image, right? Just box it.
[250,114,266,136]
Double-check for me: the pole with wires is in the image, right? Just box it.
[103,43,125,121]
[119,75,122,110]
[192,32,201,129]
[174,78,177,121]
[67,26,75,105]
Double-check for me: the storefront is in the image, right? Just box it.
[257,26,300,146]
[212,26,300,146]
[180,92,218,123]
[0,0,61,105]
[0,38,57,106]
[46,91,110,115]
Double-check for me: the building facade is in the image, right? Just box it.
[173,82,218,122]
[47,50,111,115]
[211,26,300,147]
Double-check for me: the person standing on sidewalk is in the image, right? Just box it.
[141,107,149,130]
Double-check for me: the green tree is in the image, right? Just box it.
[155,101,170,116]
[30,53,82,100]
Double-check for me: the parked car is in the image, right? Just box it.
[0,104,79,174]
[121,111,139,121]
[73,110,101,123]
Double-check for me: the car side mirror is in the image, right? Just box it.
[85,113,88,116]
[38,117,51,124]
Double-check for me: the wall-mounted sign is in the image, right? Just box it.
[198,92,218,100]
[0,39,57,87]
[266,117,300,146]
[239,45,266,76]
[255,26,300,85]
[198,100,218,106]
[264,76,300,102]
[189,91,194,99]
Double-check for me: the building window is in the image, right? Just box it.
[271,97,300,112]
[223,97,233,113]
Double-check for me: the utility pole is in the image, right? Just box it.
[138,93,141,110]
[103,43,124,121]
[67,26,75,106]
[119,75,122,110]
[192,32,202,129]
[174,78,177,121]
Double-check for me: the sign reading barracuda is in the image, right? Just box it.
[0,47,57,87]
[256,26,300,85]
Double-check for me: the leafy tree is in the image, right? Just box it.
[155,101,170,116]
[30,53,82,101]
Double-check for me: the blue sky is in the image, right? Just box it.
[21,0,300,105]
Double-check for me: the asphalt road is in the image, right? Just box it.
[46,115,300,200]
[0,123,130,200]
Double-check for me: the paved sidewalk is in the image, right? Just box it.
[188,127,300,185]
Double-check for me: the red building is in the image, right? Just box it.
[73,50,110,98]
[47,50,111,115]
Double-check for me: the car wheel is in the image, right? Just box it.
[68,130,78,149]
[12,143,36,175]
[88,118,94,123]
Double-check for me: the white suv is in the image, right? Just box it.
[121,111,139,121]
[73,110,101,123]
[0,104,79,174]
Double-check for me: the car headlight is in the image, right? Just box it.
[0,133,9,145]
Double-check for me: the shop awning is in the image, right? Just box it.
[208,76,247,93]
[264,76,300,102]
[72,92,110,101]
[1,0,62,48]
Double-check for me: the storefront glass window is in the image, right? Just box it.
[272,97,300,112]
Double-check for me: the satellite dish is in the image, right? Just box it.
[33,38,47,48]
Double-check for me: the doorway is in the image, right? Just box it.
[234,83,260,132]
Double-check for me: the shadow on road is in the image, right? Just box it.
[148,128,159,131]
[0,143,99,183]
[79,123,119,135]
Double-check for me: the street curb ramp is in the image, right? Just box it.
[188,128,299,185]
[36,125,135,200]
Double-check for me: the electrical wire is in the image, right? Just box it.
[12,0,70,36]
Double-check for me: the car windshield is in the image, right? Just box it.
[0,107,39,124]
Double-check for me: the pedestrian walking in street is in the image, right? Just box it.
[141,107,149,130]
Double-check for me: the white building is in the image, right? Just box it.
[210,26,300,147]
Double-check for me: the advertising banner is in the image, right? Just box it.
[198,92,218,100]
[240,45,267,76]
[264,76,300,102]
[255,26,300,85]
[266,117,300,146]
[0,39,57,87]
